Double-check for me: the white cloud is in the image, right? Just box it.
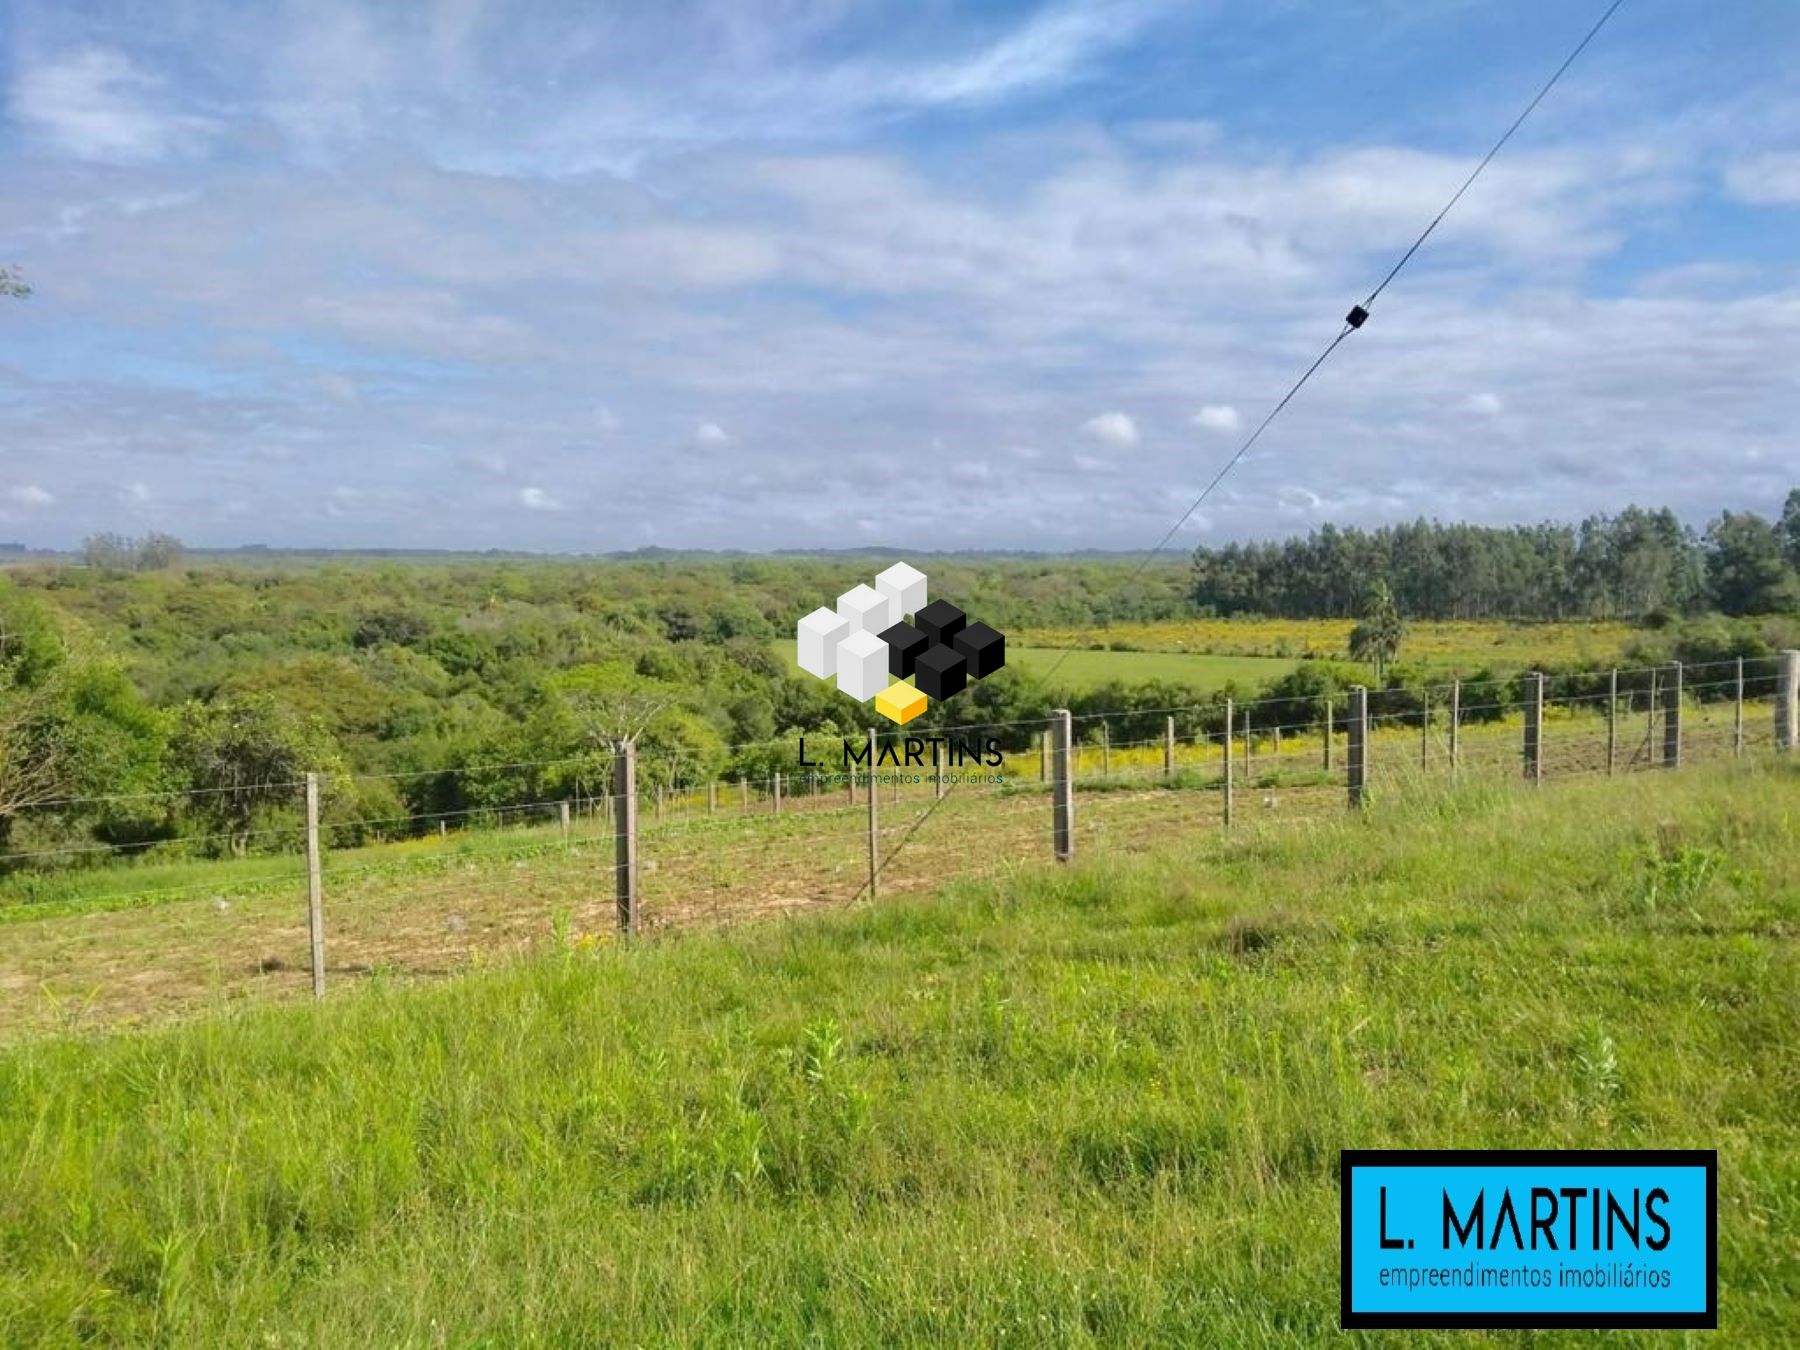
[1193,404,1241,434]
[1464,392,1504,416]
[1081,411,1138,449]
[8,485,55,507]
[1723,153,1800,205]
[120,481,152,504]
[693,421,732,447]
[10,48,215,163]
[519,486,565,511]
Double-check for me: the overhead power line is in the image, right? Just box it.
[850,0,1632,902]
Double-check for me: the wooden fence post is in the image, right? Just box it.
[867,728,880,899]
[1606,668,1618,776]
[935,747,946,801]
[1322,697,1332,772]
[1777,650,1800,752]
[1733,657,1745,757]
[1038,731,1047,783]
[1347,686,1368,809]
[1523,671,1544,785]
[1662,662,1682,770]
[1420,690,1430,769]
[1100,721,1110,778]
[1449,680,1461,773]
[560,799,571,843]
[708,781,717,815]
[1223,699,1235,828]
[847,758,857,805]
[305,772,325,998]
[1051,710,1074,862]
[613,741,638,936]
[773,771,783,814]
[1164,715,1175,779]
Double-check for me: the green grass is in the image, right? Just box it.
[1007,645,1296,690]
[1,759,1795,1345]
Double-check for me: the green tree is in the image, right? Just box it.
[1778,488,1800,571]
[1348,581,1405,682]
[0,265,27,299]
[1705,512,1800,616]
[168,695,338,855]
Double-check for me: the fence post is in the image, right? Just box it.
[654,786,664,823]
[773,771,783,814]
[1606,669,1618,776]
[1662,662,1682,770]
[867,728,880,899]
[1164,715,1175,779]
[1100,721,1110,778]
[1038,731,1047,783]
[1733,657,1745,757]
[1777,650,1800,751]
[560,799,571,843]
[1523,671,1544,785]
[1223,698,1235,828]
[848,758,857,805]
[1051,710,1074,862]
[305,772,325,998]
[1449,680,1461,773]
[1420,690,1430,769]
[612,741,638,936]
[1322,697,1332,771]
[738,776,748,813]
[935,746,946,801]
[708,781,717,815]
[1347,686,1368,809]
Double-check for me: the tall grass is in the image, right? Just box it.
[1,760,1795,1345]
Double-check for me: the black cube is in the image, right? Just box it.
[953,622,1005,680]
[915,599,966,648]
[913,643,967,700]
[879,620,929,679]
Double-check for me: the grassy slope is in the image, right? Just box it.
[1,761,1796,1346]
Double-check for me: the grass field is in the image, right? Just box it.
[0,697,1776,1038]
[1014,617,1648,670]
[0,758,1793,1344]
[1008,646,1295,690]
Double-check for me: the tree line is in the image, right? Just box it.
[1190,493,1800,620]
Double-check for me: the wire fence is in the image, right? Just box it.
[2,654,1795,1036]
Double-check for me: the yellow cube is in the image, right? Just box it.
[874,681,927,725]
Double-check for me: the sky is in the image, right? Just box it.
[1,0,1797,553]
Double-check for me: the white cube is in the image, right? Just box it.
[835,628,890,702]
[796,606,850,679]
[837,583,895,635]
[875,561,927,619]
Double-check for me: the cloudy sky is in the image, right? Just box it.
[1,0,1797,551]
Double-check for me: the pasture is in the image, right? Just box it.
[1006,646,1295,690]
[0,758,1793,1343]
[1013,616,1650,669]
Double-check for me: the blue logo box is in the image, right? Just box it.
[1340,1149,1716,1328]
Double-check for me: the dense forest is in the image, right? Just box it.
[1190,493,1800,620]
[2,493,1796,873]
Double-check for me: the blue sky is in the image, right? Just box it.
[0,0,1797,551]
